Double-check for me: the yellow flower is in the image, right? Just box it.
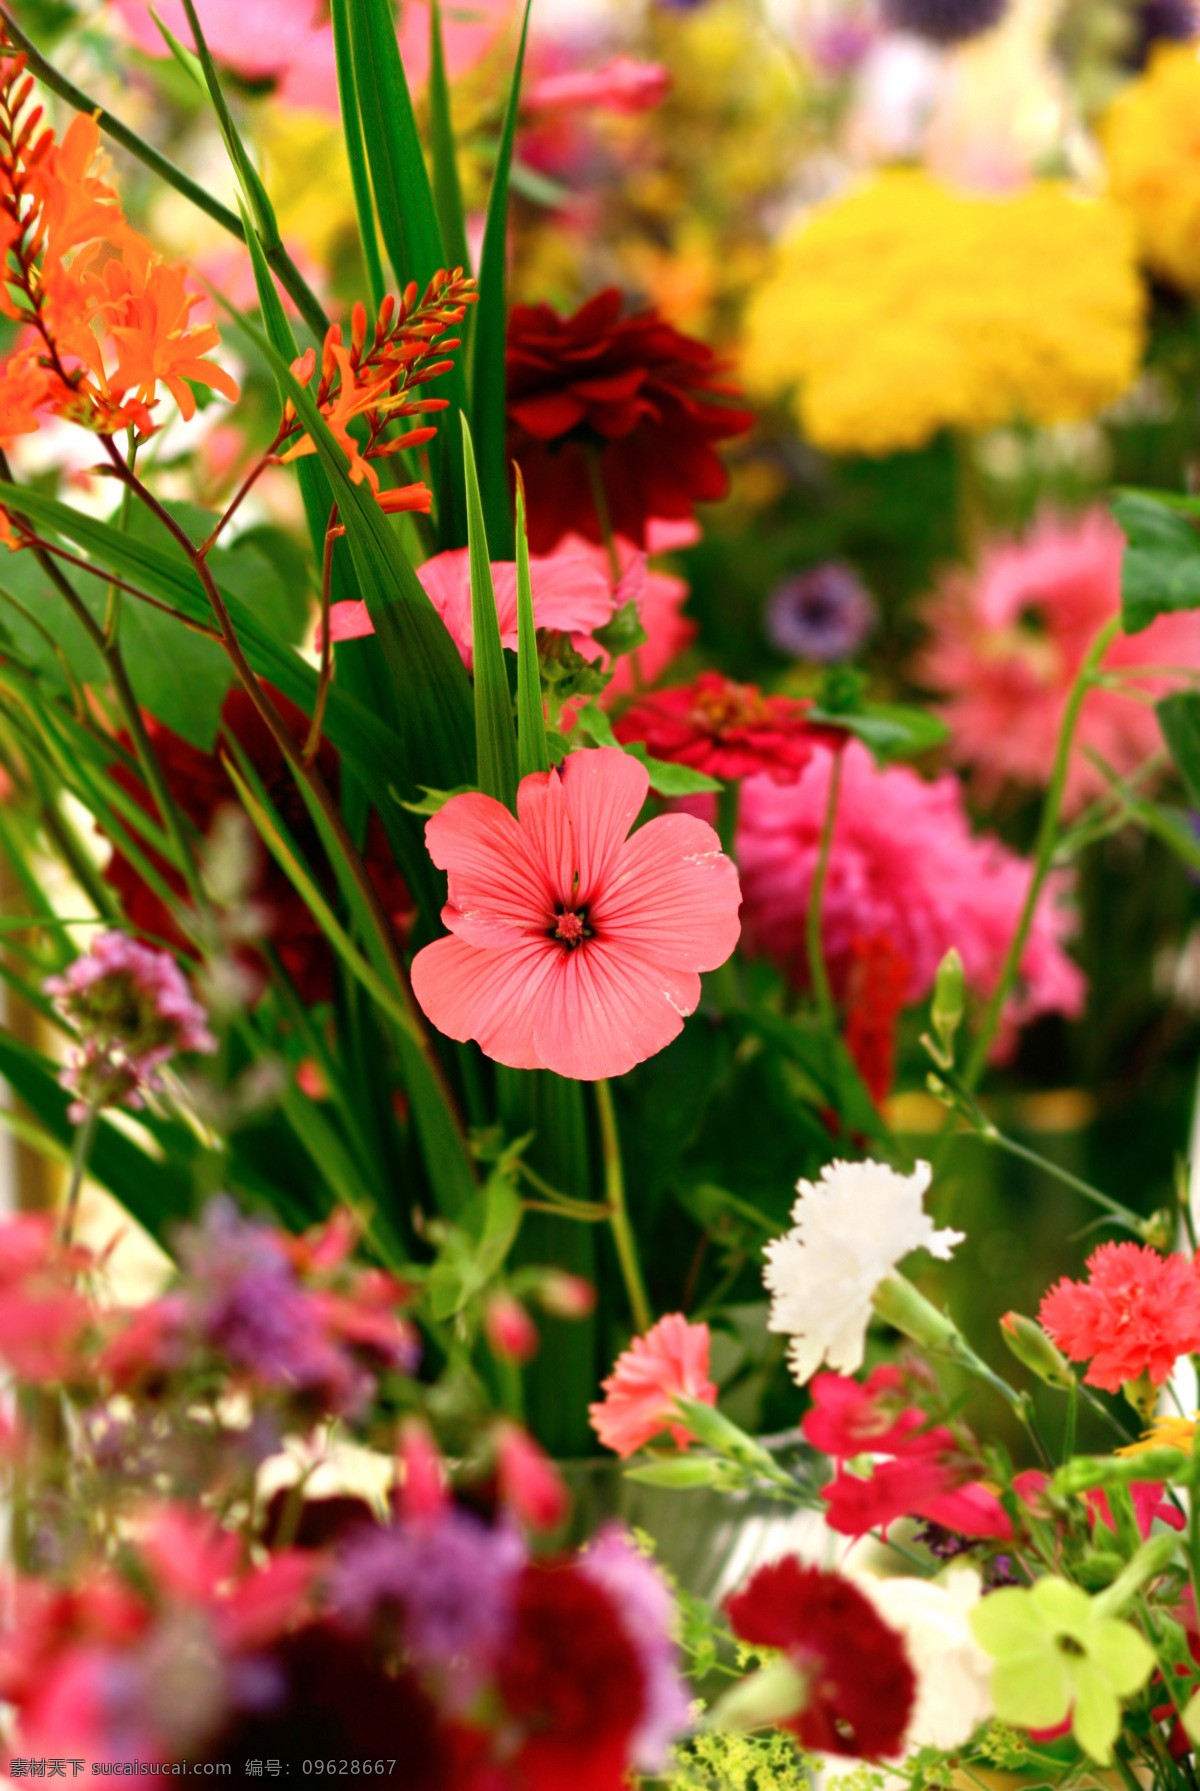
[741,170,1144,457]
[1115,1413,1197,1457]
[261,109,356,269]
[1100,45,1200,293]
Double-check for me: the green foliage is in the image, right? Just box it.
[426,1157,524,1319]
[462,415,519,810]
[1114,491,1200,633]
[664,1731,813,1791]
[515,475,550,780]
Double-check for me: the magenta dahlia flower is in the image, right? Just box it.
[410,748,742,1078]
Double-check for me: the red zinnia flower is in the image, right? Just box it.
[495,1561,646,1791]
[842,931,912,1104]
[103,687,412,1007]
[614,672,825,784]
[725,1558,916,1759]
[1039,1241,1200,1393]
[506,289,754,553]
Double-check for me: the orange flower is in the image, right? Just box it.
[32,115,128,269]
[96,241,239,420]
[0,348,63,441]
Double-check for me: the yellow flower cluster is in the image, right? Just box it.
[741,170,1144,457]
[1100,45,1200,293]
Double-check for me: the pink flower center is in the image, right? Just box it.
[553,908,588,948]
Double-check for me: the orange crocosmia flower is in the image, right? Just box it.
[33,115,128,269]
[97,247,239,420]
[0,507,23,552]
[377,483,433,514]
[0,349,64,443]
[281,342,392,491]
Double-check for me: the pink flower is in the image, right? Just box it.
[589,1313,718,1457]
[410,748,741,1078]
[1039,1241,1200,1392]
[484,1291,540,1363]
[397,1417,447,1523]
[495,1423,570,1532]
[325,541,616,671]
[916,508,1200,816]
[821,1453,1012,1540]
[737,742,1085,1053]
[525,57,671,114]
[802,1366,930,1459]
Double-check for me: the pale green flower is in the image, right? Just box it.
[969,1577,1155,1764]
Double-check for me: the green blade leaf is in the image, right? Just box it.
[1114,492,1200,634]
[514,471,549,779]
[574,703,721,794]
[469,0,531,560]
[330,0,386,314]
[429,0,470,276]
[462,413,518,810]
[178,0,280,251]
[1157,691,1200,807]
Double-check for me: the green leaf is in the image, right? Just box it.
[178,0,280,250]
[148,6,204,87]
[573,703,722,794]
[1114,492,1200,634]
[515,473,550,779]
[330,0,386,314]
[737,1006,884,1137]
[624,1456,727,1488]
[592,600,648,660]
[462,414,518,809]
[809,701,949,762]
[1157,691,1200,805]
[427,1164,523,1318]
[398,783,478,816]
[429,0,470,276]
[469,0,532,559]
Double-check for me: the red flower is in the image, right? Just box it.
[725,1558,915,1759]
[1039,1241,1200,1393]
[495,1561,646,1791]
[842,931,912,1104]
[802,1366,929,1459]
[506,289,754,553]
[103,687,412,1007]
[614,673,823,784]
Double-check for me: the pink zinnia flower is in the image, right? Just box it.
[324,542,616,672]
[1039,1241,1200,1392]
[410,748,741,1079]
[525,56,671,115]
[917,508,1200,816]
[589,1312,718,1457]
[737,742,1086,1054]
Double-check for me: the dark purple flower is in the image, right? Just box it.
[332,1509,525,1707]
[765,563,876,662]
[1128,0,1197,65]
[881,0,1007,42]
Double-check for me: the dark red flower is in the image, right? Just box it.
[506,289,754,553]
[725,1558,915,1759]
[494,1560,645,1791]
[613,672,824,784]
[821,1452,1012,1540]
[802,1366,929,1460]
[842,931,912,1104]
[103,686,412,1007]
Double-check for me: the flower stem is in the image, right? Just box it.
[585,448,622,589]
[962,616,1119,1091]
[595,1078,651,1333]
[60,1102,99,1246]
[806,747,842,1032]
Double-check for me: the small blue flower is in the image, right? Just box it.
[765,563,876,663]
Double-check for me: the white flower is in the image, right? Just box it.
[763,1158,963,1385]
[854,1567,994,1753]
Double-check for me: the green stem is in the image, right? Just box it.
[716,779,739,858]
[60,1102,99,1245]
[585,449,621,588]
[948,1083,1144,1232]
[806,747,843,1031]
[963,616,1119,1091]
[595,1078,651,1333]
[1062,1377,1078,1465]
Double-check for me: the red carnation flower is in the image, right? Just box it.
[104,687,412,1007]
[613,672,825,784]
[1039,1241,1200,1393]
[802,1366,929,1460]
[842,932,912,1103]
[506,289,754,553]
[725,1558,915,1759]
[494,1560,646,1791]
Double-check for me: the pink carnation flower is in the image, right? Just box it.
[589,1312,717,1457]
[737,742,1085,1050]
[1039,1240,1200,1392]
[916,508,1200,816]
[410,748,742,1079]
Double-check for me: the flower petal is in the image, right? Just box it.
[410,935,556,1069]
[594,812,741,971]
[425,793,552,945]
[517,769,578,908]
[559,747,649,907]
[531,939,698,1079]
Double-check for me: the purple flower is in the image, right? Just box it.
[578,1526,691,1772]
[765,563,876,663]
[881,0,1007,42]
[333,1509,525,1706]
[1128,0,1197,66]
[45,931,216,1120]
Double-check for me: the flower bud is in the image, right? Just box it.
[707,1657,808,1732]
[483,1292,539,1364]
[871,1272,961,1354]
[926,948,964,1066]
[536,1271,597,1320]
[495,1423,569,1532]
[1000,1311,1074,1390]
[1122,1369,1157,1424]
[397,1417,446,1522]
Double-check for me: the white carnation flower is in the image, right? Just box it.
[856,1567,994,1752]
[763,1158,963,1385]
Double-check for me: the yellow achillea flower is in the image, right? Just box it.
[1100,45,1200,294]
[1115,1413,1197,1457]
[741,170,1144,457]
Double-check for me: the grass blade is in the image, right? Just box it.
[514,469,549,779]
[462,415,517,810]
[330,0,386,313]
[429,0,470,276]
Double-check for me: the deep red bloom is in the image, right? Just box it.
[802,1366,930,1459]
[495,1561,645,1791]
[506,289,754,553]
[614,673,822,784]
[725,1558,915,1759]
[842,931,912,1104]
[821,1453,1012,1540]
[1085,1482,1186,1538]
[1039,1241,1200,1392]
[103,687,412,1006]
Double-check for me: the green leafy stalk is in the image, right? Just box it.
[596,1078,651,1333]
[806,745,843,1031]
[330,0,386,314]
[429,0,470,276]
[514,469,550,780]
[462,414,518,811]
